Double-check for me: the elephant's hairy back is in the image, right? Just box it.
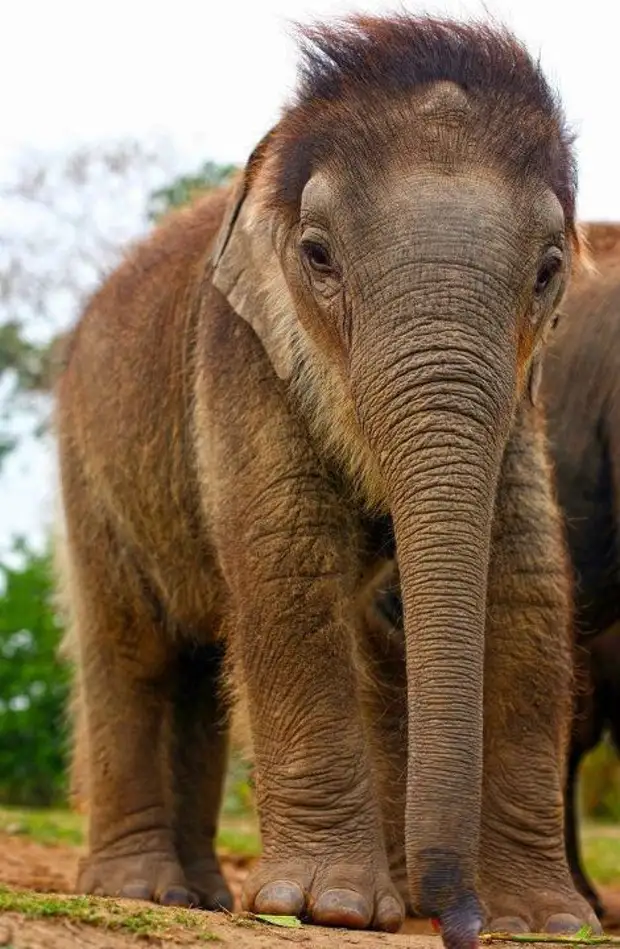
[55,184,236,629]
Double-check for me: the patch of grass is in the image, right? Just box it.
[0,804,261,858]
[580,738,620,823]
[216,823,260,858]
[582,820,620,885]
[0,805,84,846]
[0,886,219,941]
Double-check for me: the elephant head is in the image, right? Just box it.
[211,14,585,929]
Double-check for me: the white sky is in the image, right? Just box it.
[0,0,619,552]
[2,0,619,218]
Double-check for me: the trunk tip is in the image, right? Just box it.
[438,896,483,949]
[414,849,483,949]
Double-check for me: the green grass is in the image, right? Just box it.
[0,886,219,940]
[581,820,620,886]
[217,820,261,858]
[0,805,84,846]
[0,803,261,857]
[0,807,616,887]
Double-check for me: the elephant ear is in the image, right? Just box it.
[211,137,298,381]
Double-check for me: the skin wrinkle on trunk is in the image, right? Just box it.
[350,271,516,934]
[394,459,497,925]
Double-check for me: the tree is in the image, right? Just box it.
[0,542,69,806]
[0,138,205,480]
[147,160,237,222]
[0,148,237,403]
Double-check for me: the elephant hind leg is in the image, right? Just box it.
[60,530,192,906]
[356,560,411,913]
[167,639,233,911]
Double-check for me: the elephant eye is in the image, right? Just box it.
[301,239,334,274]
[534,249,563,298]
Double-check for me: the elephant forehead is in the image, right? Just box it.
[416,80,470,116]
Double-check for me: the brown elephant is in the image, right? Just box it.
[54,14,598,948]
[542,224,620,917]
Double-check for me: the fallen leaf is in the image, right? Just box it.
[254,914,302,928]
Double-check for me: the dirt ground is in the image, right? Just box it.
[0,831,619,948]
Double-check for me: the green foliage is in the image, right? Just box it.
[222,752,254,817]
[0,543,69,806]
[0,804,84,846]
[147,160,237,221]
[580,735,620,822]
[581,819,620,884]
[0,322,60,394]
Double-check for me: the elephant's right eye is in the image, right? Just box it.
[301,239,334,274]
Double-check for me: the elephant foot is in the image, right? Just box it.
[482,886,602,935]
[242,855,404,931]
[77,850,198,907]
[182,856,234,911]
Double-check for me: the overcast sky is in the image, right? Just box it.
[2,0,619,217]
[0,0,618,552]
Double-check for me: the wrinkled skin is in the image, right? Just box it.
[55,15,598,948]
[370,223,620,922]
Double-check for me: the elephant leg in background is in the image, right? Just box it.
[167,640,233,910]
[564,641,605,917]
[479,398,600,934]
[356,560,410,912]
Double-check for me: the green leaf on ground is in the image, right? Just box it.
[253,913,302,928]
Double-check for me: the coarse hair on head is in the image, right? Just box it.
[255,14,578,246]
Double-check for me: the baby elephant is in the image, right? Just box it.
[55,13,597,948]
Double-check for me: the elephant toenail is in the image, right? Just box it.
[202,888,234,912]
[160,887,192,907]
[120,882,152,901]
[377,894,405,932]
[545,914,600,934]
[487,916,530,934]
[255,882,305,916]
[313,888,372,929]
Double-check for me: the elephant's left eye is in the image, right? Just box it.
[534,249,563,298]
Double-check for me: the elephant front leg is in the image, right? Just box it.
[479,401,600,934]
[217,502,403,932]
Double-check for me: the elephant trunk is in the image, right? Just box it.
[353,301,516,943]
